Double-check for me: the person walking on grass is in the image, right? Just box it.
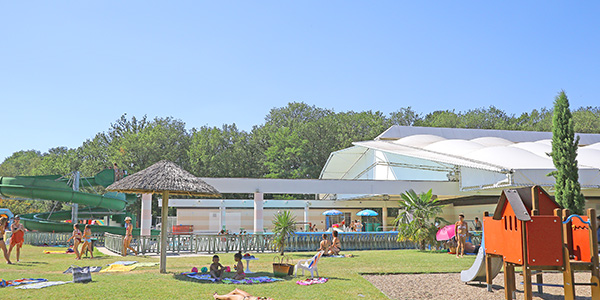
[454,214,469,258]
[81,224,94,259]
[66,223,83,260]
[0,217,13,264]
[8,215,25,262]
[122,217,138,256]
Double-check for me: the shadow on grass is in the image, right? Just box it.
[14,261,49,267]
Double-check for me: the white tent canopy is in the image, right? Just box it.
[320,126,600,192]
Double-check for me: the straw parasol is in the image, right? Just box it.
[106,160,220,273]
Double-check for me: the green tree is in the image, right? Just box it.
[394,189,446,250]
[188,124,262,178]
[0,150,43,176]
[389,107,420,126]
[548,91,585,214]
[415,110,460,128]
[34,147,81,176]
[572,106,600,134]
[272,210,297,255]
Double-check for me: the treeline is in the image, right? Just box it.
[2,102,600,179]
[1,102,599,215]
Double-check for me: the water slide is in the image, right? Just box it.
[460,238,503,283]
[0,170,157,235]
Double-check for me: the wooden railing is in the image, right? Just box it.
[104,231,417,255]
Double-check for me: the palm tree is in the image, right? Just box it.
[272,210,297,255]
[394,189,446,250]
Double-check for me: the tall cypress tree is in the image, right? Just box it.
[549,91,585,214]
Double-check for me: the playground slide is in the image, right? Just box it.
[0,171,158,235]
[460,243,503,283]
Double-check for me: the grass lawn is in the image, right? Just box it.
[0,245,476,299]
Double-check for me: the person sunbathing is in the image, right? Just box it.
[213,288,273,300]
[318,234,331,253]
[328,230,341,256]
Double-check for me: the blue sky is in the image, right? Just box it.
[2,1,600,161]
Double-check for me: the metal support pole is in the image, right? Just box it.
[71,171,80,223]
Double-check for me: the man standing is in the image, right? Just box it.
[473,217,482,231]
[9,215,25,262]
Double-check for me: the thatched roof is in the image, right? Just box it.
[106,160,220,197]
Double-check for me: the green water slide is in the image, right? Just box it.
[0,170,157,235]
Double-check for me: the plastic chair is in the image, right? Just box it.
[295,251,324,278]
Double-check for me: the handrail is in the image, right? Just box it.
[563,214,591,226]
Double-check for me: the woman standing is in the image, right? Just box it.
[8,215,25,262]
[122,217,138,256]
[81,224,94,259]
[454,214,469,258]
[66,224,83,259]
[0,217,13,264]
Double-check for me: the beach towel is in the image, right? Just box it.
[100,264,136,273]
[326,254,353,258]
[0,278,47,287]
[15,281,71,289]
[296,277,328,285]
[132,262,159,268]
[108,260,137,266]
[44,250,74,254]
[63,266,102,274]
[185,273,283,284]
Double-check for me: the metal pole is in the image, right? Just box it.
[71,171,80,223]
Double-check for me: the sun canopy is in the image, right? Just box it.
[320,126,600,192]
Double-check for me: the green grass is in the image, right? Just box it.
[0,246,476,299]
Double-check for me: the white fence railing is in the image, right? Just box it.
[19,232,105,246]
[104,231,417,255]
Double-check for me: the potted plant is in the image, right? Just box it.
[272,210,297,276]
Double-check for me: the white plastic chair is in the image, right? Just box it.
[295,251,324,278]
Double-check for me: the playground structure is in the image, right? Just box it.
[0,169,156,235]
[466,186,600,300]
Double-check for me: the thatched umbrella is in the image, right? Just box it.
[106,160,220,273]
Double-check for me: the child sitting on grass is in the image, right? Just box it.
[210,254,226,280]
[233,251,245,280]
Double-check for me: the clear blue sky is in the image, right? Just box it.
[2,1,600,161]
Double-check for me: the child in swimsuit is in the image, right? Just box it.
[8,215,25,262]
[66,224,83,260]
[210,254,226,280]
[0,217,13,264]
[81,224,94,259]
[213,288,273,300]
[233,251,245,280]
[454,214,469,258]
[122,217,138,256]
